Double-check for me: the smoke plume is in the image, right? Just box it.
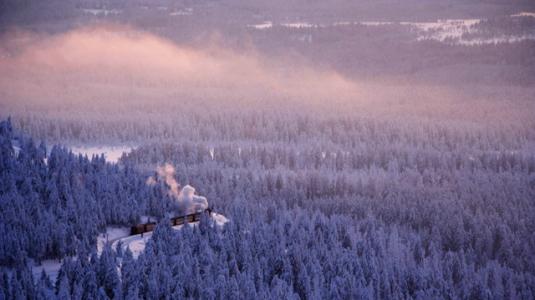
[147,163,209,214]
[156,164,181,199]
[0,24,360,112]
[1,23,530,134]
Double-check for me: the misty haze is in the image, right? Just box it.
[1,0,534,299]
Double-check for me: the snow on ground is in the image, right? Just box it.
[69,145,134,163]
[32,226,130,282]
[402,19,481,42]
[31,259,62,282]
[358,21,393,26]
[112,213,229,258]
[97,227,131,253]
[390,17,535,45]
[11,141,21,157]
[402,19,535,45]
[248,21,273,30]
[247,16,535,45]
[111,224,196,258]
[511,12,535,18]
[281,22,318,29]
[32,213,228,278]
[248,21,317,29]
[170,8,193,16]
[456,34,535,46]
[114,232,155,258]
[82,8,121,16]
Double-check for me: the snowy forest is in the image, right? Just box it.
[2,106,535,298]
[2,0,535,299]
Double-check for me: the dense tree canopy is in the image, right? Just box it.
[1,115,534,298]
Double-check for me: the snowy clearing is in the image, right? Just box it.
[81,8,121,16]
[455,34,535,46]
[511,12,535,18]
[403,19,481,42]
[281,22,318,29]
[97,227,131,254]
[69,145,134,163]
[247,17,535,45]
[169,8,193,16]
[31,259,63,282]
[247,21,273,30]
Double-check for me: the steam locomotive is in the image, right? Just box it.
[130,208,213,235]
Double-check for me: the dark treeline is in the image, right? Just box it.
[2,110,535,298]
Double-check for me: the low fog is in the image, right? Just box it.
[1,23,534,144]
[0,25,361,110]
[147,164,209,215]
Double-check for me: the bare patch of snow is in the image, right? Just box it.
[401,19,481,43]
[69,145,133,163]
[209,147,215,160]
[11,143,21,157]
[248,21,273,30]
[32,259,62,282]
[112,223,193,258]
[112,213,229,258]
[170,8,193,16]
[359,21,393,26]
[511,12,535,18]
[281,22,318,29]
[332,21,353,26]
[82,8,121,16]
[457,34,535,45]
[97,227,130,254]
[246,17,533,45]
[364,18,534,45]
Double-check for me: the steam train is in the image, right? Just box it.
[130,208,212,235]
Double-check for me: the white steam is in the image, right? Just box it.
[147,163,209,214]
[0,24,362,115]
[156,164,181,199]
[177,185,209,214]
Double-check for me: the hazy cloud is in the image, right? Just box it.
[0,24,360,111]
[1,24,532,126]
[147,163,209,214]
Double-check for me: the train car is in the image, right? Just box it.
[130,208,212,235]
